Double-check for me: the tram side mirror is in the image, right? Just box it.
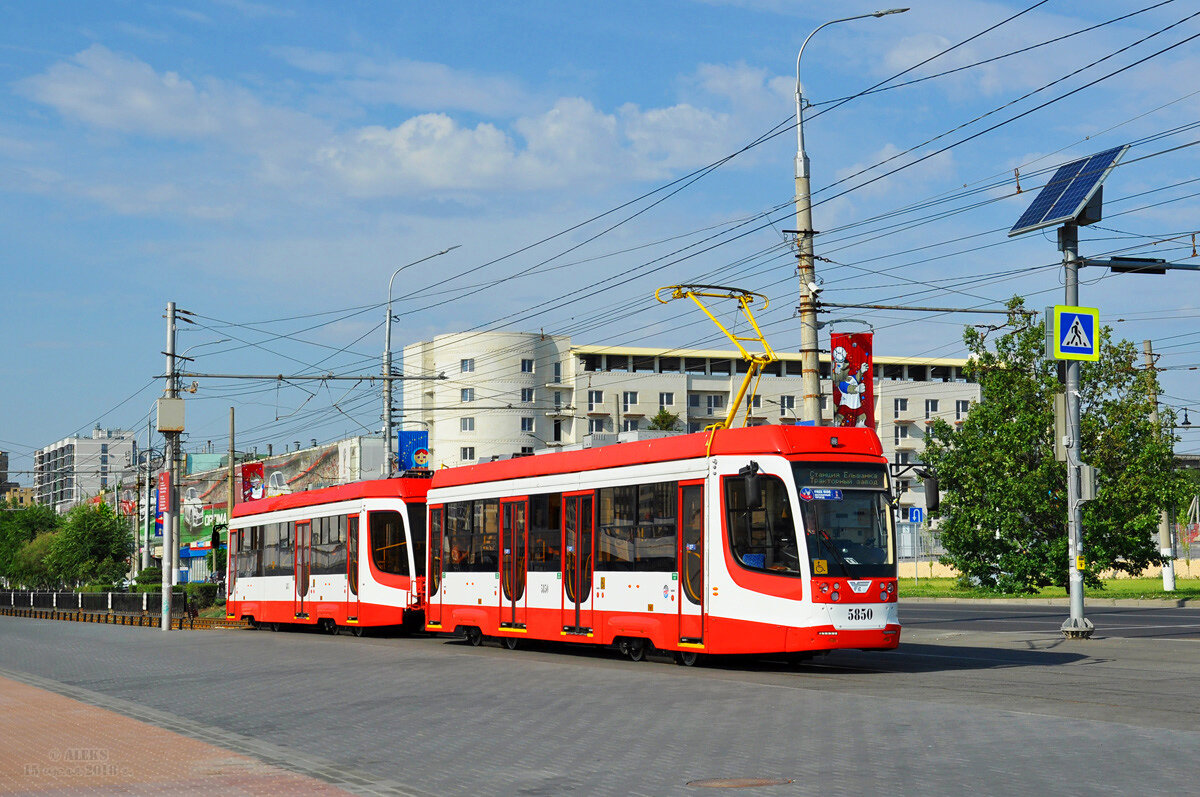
[924,476,940,512]
[740,462,763,510]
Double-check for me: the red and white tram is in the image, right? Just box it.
[225,478,431,633]
[425,424,899,663]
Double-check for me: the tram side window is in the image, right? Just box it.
[261,523,278,574]
[328,515,348,575]
[597,482,677,571]
[370,510,409,576]
[406,503,427,577]
[278,522,295,577]
[443,500,499,572]
[724,475,800,575]
[529,493,562,571]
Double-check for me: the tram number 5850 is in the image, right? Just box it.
[846,607,874,622]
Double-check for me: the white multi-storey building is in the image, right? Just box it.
[401,332,979,530]
[34,426,138,513]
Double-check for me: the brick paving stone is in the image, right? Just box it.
[0,675,351,795]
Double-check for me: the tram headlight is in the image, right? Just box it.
[880,590,889,602]
[886,582,895,593]
[830,590,840,602]
[820,583,830,594]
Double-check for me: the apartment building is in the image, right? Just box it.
[33,426,138,513]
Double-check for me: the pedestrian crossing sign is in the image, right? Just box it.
[1052,305,1100,361]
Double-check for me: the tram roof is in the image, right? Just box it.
[431,425,884,490]
[231,476,432,519]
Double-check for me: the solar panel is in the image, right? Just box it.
[1008,145,1128,237]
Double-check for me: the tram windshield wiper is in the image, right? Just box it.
[813,528,853,577]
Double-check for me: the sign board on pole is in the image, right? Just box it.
[909,507,924,524]
[1051,305,1100,361]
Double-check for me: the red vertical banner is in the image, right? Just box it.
[830,332,874,428]
[241,462,265,502]
[157,471,172,512]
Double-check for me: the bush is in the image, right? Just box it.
[185,582,218,609]
[134,566,163,593]
[79,583,116,593]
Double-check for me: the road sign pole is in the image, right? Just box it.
[1059,224,1094,639]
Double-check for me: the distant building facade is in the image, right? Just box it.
[34,426,138,513]
[401,331,979,533]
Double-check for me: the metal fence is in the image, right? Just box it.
[897,523,946,561]
[0,590,187,615]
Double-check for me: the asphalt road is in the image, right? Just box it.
[901,599,1200,639]
[2,606,1198,796]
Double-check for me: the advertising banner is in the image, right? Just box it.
[156,471,172,512]
[398,430,431,471]
[241,461,265,502]
[830,332,875,428]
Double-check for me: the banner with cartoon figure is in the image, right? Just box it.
[831,332,874,428]
[398,431,431,471]
[241,462,265,502]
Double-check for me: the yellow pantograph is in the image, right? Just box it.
[655,284,779,435]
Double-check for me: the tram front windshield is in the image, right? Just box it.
[793,463,895,579]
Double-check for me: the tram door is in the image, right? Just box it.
[678,484,705,643]
[346,515,360,621]
[499,500,528,628]
[561,494,594,634]
[426,508,444,627]
[294,520,312,618]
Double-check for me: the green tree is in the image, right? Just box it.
[0,501,60,582]
[922,297,1187,593]
[647,408,682,431]
[47,503,134,587]
[12,532,59,588]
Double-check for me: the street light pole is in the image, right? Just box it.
[382,245,461,476]
[794,8,907,424]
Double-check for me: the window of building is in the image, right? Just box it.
[659,392,674,408]
[925,399,939,419]
[460,447,475,461]
[520,446,534,455]
[461,358,474,373]
[588,418,605,434]
[588,390,603,411]
[521,417,534,432]
[622,418,640,432]
[461,417,475,432]
[895,451,911,464]
[688,394,700,409]
[622,391,638,412]
[553,361,562,383]
[553,391,562,410]
[894,397,908,418]
[461,388,475,402]
[778,395,795,416]
[553,419,562,442]
[521,387,534,403]
[956,399,970,420]
[751,395,761,409]
[895,425,909,444]
[706,395,724,415]
[520,358,534,373]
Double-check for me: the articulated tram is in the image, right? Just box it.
[224,425,900,662]
[425,424,899,664]
[225,478,431,633]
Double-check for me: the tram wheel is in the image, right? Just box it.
[627,639,646,662]
[675,650,700,667]
[269,622,281,632]
[503,636,519,651]
[466,627,483,647]
[349,626,365,638]
[321,619,338,635]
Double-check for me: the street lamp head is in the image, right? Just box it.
[873,8,909,17]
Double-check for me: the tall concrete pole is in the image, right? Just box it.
[382,245,461,476]
[225,407,235,584]
[1059,225,1093,638]
[161,302,177,630]
[142,413,152,571]
[793,9,907,424]
[1143,340,1176,591]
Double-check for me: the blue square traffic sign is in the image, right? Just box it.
[1052,305,1100,361]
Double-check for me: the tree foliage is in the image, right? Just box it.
[48,503,135,587]
[647,408,682,431]
[922,297,1188,593]
[0,501,61,583]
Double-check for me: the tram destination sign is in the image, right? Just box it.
[794,464,887,490]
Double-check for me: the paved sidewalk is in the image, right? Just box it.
[0,674,349,795]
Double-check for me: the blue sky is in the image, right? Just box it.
[3,0,1200,482]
